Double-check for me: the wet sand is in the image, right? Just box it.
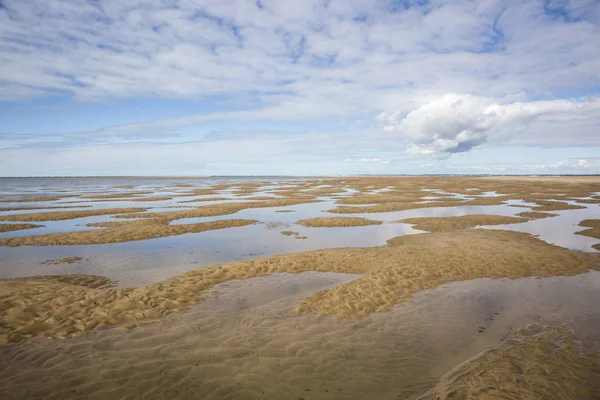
[419,324,600,400]
[2,271,600,399]
[0,176,599,399]
[1,229,598,344]
[399,214,528,231]
[0,208,147,222]
[297,217,383,227]
[577,219,600,250]
[0,223,42,233]
[0,219,258,246]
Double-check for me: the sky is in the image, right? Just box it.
[1,0,600,176]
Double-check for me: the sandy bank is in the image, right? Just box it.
[419,324,600,400]
[0,218,257,247]
[399,215,528,232]
[0,207,147,222]
[576,219,600,250]
[297,217,383,227]
[0,223,43,233]
[1,229,598,344]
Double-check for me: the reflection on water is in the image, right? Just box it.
[1,271,599,400]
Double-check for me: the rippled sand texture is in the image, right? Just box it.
[2,271,600,400]
[296,217,383,227]
[419,324,600,400]
[0,223,42,232]
[1,176,600,399]
[399,214,529,231]
[0,219,258,246]
[1,229,598,344]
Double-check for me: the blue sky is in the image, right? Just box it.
[1,0,599,176]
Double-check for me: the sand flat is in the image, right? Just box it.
[297,217,383,227]
[399,215,528,232]
[0,223,43,233]
[0,207,147,222]
[0,176,600,399]
[1,229,598,344]
[419,324,600,400]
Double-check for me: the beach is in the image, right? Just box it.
[0,176,599,399]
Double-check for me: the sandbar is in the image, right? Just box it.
[0,218,257,247]
[297,217,383,227]
[0,207,147,222]
[0,223,43,233]
[419,324,600,400]
[399,215,528,232]
[1,229,598,344]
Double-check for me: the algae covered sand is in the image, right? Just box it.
[1,229,598,344]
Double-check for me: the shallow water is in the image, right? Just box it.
[1,270,599,400]
[0,178,598,286]
[1,177,599,399]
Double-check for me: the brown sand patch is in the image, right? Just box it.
[0,218,257,247]
[576,220,600,250]
[0,223,43,233]
[173,188,219,196]
[327,200,464,214]
[297,217,383,227]
[81,191,153,199]
[238,195,282,200]
[305,187,345,196]
[461,197,508,206]
[0,205,93,212]
[418,324,600,400]
[571,198,600,204]
[2,195,77,203]
[516,211,559,219]
[1,229,598,344]
[266,188,317,198]
[280,230,308,240]
[114,198,320,221]
[275,209,296,213]
[0,207,147,222]
[113,185,137,189]
[91,196,172,202]
[178,197,230,203]
[530,200,586,212]
[400,215,528,232]
[335,193,431,205]
[41,256,84,265]
[333,176,599,203]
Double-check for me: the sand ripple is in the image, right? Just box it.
[1,229,598,344]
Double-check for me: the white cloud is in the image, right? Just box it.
[1,0,599,112]
[381,94,600,156]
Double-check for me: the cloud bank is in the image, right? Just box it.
[381,94,600,156]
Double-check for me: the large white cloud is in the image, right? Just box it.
[381,94,600,156]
